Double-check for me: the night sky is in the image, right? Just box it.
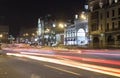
[0,0,87,37]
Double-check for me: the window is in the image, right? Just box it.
[91,23,98,31]
[107,23,109,30]
[118,8,120,15]
[118,21,120,29]
[112,0,115,3]
[117,35,120,41]
[112,10,115,17]
[107,0,109,3]
[101,24,103,30]
[100,13,103,20]
[91,12,98,19]
[107,11,109,18]
[112,22,115,29]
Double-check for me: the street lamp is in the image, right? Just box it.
[0,34,3,38]
[53,24,56,27]
[45,28,50,33]
[75,14,78,19]
[25,33,29,36]
[32,33,35,36]
[80,11,87,20]
[59,23,64,28]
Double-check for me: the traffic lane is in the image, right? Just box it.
[3,48,120,68]
[1,56,117,78]
[6,53,120,78]
[17,48,120,60]
[3,48,120,67]
[3,48,120,62]
[50,52,120,61]
[0,56,28,78]
[3,47,120,60]
[0,56,81,78]
[50,50,120,60]
[20,52,120,68]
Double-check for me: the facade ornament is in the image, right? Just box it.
[109,0,112,5]
[90,6,93,12]
[99,0,103,8]
[115,0,118,3]
[89,2,93,12]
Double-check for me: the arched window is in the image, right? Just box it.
[77,29,87,45]
[77,29,85,37]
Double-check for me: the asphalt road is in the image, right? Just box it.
[0,49,119,78]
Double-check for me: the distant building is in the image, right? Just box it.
[88,0,120,48]
[19,16,56,46]
[20,27,37,43]
[0,25,9,42]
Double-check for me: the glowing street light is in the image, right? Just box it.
[25,33,28,36]
[53,24,56,27]
[45,28,50,33]
[32,33,35,36]
[59,23,65,28]
[75,14,78,19]
[64,24,67,27]
[80,11,87,20]
[0,34,3,38]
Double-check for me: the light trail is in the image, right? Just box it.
[7,53,120,77]
[3,47,120,56]
[3,48,55,54]
[20,52,120,65]
[82,49,120,52]
[84,52,120,56]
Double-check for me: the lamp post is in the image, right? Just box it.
[57,23,67,45]
[80,11,87,20]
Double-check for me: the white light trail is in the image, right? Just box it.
[7,53,120,77]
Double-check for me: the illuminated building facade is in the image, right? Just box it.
[88,0,120,48]
[64,15,88,46]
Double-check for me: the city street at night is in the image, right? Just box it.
[0,0,120,78]
[0,46,120,78]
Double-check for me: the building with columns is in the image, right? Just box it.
[88,0,120,48]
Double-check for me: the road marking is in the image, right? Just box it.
[45,65,81,76]
[31,74,40,78]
